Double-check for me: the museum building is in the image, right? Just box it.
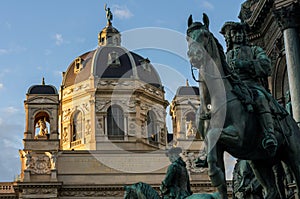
[1,0,300,198]
[0,8,213,199]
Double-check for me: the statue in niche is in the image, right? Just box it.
[85,119,91,135]
[36,118,48,138]
[63,128,68,143]
[186,120,196,138]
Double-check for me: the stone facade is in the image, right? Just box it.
[0,10,216,199]
[241,0,300,124]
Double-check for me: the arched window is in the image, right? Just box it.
[107,105,124,140]
[147,111,158,142]
[72,111,83,141]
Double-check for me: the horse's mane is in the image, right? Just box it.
[135,182,160,199]
[210,34,232,77]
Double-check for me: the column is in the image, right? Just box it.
[274,2,300,125]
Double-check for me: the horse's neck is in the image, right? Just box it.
[202,49,233,108]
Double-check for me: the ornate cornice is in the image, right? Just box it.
[246,0,274,29]
[273,2,300,30]
[59,185,124,197]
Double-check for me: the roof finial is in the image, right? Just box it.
[104,3,113,26]
[186,79,189,87]
[42,77,45,85]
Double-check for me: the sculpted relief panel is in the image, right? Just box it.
[63,83,89,98]
[23,188,57,195]
[22,152,51,174]
[20,151,59,174]
[62,102,90,122]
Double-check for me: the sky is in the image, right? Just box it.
[0,0,245,181]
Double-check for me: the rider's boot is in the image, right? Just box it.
[259,112,278,157]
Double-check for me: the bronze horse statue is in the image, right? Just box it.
[124,182,220,199]
[186,14,300,199]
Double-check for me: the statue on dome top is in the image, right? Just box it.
[104,4,113,26]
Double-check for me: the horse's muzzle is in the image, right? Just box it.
[187,41,204,68]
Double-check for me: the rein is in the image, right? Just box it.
[191,64,232,83]
[208,97,238,120]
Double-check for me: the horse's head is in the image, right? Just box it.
[186,13,212,69]
[124,185,139,199]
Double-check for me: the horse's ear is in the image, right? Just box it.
[203,13,209,29]
[188,15,193,27]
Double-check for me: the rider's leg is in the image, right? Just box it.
[272,163,287,199]
[254,92,277,156]
[249,161,279,199]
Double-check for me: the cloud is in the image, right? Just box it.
[3,138,20,149]
[113,5,133,19]
[0,49,10,55]
[3,106,19,114]
[53,70,63,78]
[54,34,64,46]
[0,46,26,56]
[0,83,3,90]
[201,1,214,10]
[0,114,24,181]
[36,66,43,70]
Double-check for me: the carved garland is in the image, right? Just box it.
[59,188,123,197]
[23,188,57,195]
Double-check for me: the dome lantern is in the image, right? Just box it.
[98,4,121,46]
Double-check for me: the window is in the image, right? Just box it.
[107,51,120,67]
[147,111,158,142]
[74,57,83,74]
[140,58,151,72]
[107,105,124,140]
[72,111,83,141]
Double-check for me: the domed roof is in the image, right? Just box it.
[62,15,163,90]
[28,78,58,95]
[62,47,162,89]
[176,86,199,96]
[62,25,162,89]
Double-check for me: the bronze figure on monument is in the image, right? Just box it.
[186,13,300,199]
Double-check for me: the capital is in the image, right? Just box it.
[273,2,300,30]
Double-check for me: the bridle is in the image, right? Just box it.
[191,64,232,83]
[188,29,232,83]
